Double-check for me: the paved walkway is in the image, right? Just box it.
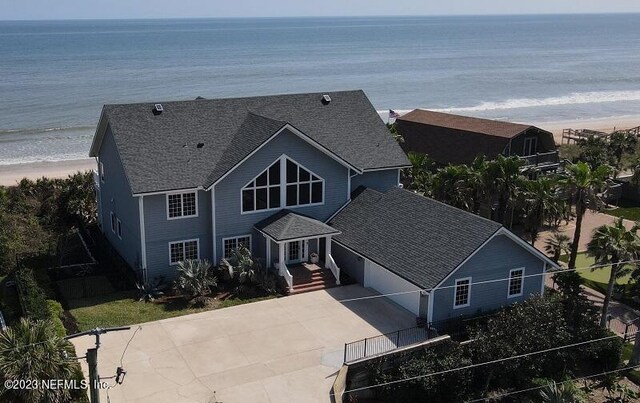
[71,285,416,403]
[540,210,640,333]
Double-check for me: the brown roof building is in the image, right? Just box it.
[396,109,559,169]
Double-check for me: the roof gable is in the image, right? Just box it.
[90,90,410,195]
[329,187,503,289]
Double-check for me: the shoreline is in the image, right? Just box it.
[0,116,639,187]
[0,158,95,187]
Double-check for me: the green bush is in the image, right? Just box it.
[46,299,67,337]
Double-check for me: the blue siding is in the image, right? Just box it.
[351,169,400,193]
[214,129,349,263]
[97,126,141,269]
[143,190,212,280]
[430,234,545,322]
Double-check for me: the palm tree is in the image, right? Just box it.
[586,218,640,327]
[431,165,475,211]
[406,151,434,193]
[544,232,572,263]
[608,131,637,177]
[522,176,557,246]
[220,245,261,284]
[0,318,78,403]
[561,162,613,270]
[486,155,526,228]
[174,259,217,304]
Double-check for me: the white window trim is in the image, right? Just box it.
[240,154,325,215]
[110,211,116,234]
[453,277,472,309]
[99,161,105,183]
[507,267,525,298]
[240,159,282,215]
[116,218,122,240]
[168,238,200,266]
[166,191,199,220]
[222,235,252,259]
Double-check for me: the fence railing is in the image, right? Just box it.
[518,150,560,167]
[343,314,496,363]
[608,316,639,343]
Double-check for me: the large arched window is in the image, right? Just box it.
[241,156,324,213]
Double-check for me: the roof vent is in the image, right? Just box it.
[152,104,163,115]
[321,94,331,105]
[197,142,205,149]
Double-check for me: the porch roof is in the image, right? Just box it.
[254,210,340,242]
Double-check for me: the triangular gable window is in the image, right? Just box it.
[241,156,324,213]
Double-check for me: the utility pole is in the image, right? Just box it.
[65,326,131,403]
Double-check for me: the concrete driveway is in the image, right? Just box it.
[71,285,416,403]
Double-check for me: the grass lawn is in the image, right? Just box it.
[68,290,276,331]
[606,199,640,221]
[559,253,635,299]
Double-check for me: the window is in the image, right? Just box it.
[116,219,122,239]
[167,192,198,219]
[523,137,537,156]
[241,156,324,214]
[508,268,525,298]
[222,235,252,259]
[110,212,116,233]
[285,159,323,207]
[454,278,471,308]
[99,162,105,183]
[169,239,199,265]
[242,160,281,213]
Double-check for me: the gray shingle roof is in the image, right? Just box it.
[255,210,341,242]
[328,187,502,289]
[91,90,410,194]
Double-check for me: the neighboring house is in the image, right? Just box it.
[89,90,557,320]
[396,109,560,171]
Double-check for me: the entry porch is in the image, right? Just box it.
[255,210,343,293]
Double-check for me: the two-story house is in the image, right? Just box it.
[396,109,560,172]
[89,90,557,322]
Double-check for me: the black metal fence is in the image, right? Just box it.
[343,317,476,363]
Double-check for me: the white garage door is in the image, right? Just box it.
[363,259,421,316]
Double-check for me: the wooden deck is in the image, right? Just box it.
[561,125,640,144]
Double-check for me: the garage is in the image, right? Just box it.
[363,258,423,316]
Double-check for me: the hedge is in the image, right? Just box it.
[14,268,66,336]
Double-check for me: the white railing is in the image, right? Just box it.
[278,262,293,292]
[327,254,341,285]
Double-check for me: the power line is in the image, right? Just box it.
[463,363,640,403]
[337,334,621,395]
[335,257,640,304]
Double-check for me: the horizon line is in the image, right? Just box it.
[2,11,640,22]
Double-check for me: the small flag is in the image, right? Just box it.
[389,109,400,119]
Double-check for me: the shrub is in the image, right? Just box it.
[174,259,217,304]
[14,268,49,320]
[46,299,67,337]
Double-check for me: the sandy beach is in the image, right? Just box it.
[0,158,95,187]
[533,115,640,145]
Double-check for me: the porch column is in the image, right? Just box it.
[278,242,285,271]
[265,236,271,269]
[324,235,332,268]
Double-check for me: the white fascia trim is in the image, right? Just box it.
[325,199,352,223]
[166,190,199,220]
[207,123,362,191]
[133,186,203,198]
[138,196,147,270]
[507,267,525,299]
[168,238,200,266]
[361,165,411,172]
[431,227,559,294]
[347,167,351,201]
[89,108,108,157]
[211,186,217,264]
[453,277,472,309]
[255,228,340,244]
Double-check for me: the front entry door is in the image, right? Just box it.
[286,240,307,264]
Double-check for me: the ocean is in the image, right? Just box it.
[1,14,640,165]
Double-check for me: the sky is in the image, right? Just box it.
[3,0,640,20]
